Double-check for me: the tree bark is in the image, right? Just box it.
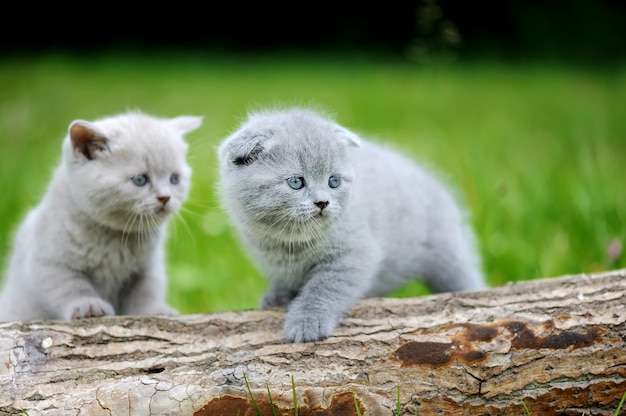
[1,269,625,416]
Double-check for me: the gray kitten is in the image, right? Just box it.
[218,107,485,343]
[0,111,202,322]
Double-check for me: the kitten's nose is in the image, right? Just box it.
[157,195,171,205]
[314,200,329,210]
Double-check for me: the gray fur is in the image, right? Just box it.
[0,111,202,321]
[217,107,485,343]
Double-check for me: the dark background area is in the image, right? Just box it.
[2,0,625,64]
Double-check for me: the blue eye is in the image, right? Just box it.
[286,176,305,190]
[132,175,148,187]
[170,173,179,185]
[328,175,342,189]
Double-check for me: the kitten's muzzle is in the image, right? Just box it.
[155,195,172,215]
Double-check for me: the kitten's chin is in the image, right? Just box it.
[116,218,166,234]
[155,206,172,217]
[148,201,178,221]
[95,210,170,233]
[253,215,332,242]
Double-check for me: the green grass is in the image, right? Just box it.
[291,374,299,416]
[615,390,626,416]
[243,373,262,415]
[520,397,532,415]
[241,376,626,415]
[520,390,626,416]
[0,51,624,314]
[352,391,363,416]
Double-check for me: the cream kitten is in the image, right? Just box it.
[0,110,202,321]
[218,107,485,343]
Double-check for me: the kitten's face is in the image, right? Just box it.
[219,109,360,242]
[64,112,202,233]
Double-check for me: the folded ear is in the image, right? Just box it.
[168,115,203,135]
[335,126,361,148]
[69,120,110,160]
[219,131,272,166]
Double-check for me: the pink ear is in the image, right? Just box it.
[69,121,109,160]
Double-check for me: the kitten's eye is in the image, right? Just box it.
[328,175,342,189]
[132,175,149,187]
[286,176,305,190]
[170,173,179,185]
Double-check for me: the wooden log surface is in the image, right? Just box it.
[1,268,625,415]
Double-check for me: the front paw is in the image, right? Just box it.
[283,308,337,343]
[65,297,115,320]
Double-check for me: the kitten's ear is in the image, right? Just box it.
[69,121,110,160]
[335,127,361,148]
[168,116,203,135]
[220,131,271,166]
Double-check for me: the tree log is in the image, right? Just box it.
[1,269,625,416]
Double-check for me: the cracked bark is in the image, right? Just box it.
[1,268,625,416]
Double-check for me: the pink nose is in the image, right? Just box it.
[157,196,171,205]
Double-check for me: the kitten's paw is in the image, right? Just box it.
[283,310,336,343]
[66,297,115,320]
[260,288,298,308]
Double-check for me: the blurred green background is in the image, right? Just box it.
[0,1,624,314]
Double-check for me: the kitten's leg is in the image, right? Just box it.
[420,226,486,293]
[121,268,178,316]
[283,254,376,343]
[30,263,115,320]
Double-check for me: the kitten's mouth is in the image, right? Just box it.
[155,206,172,217]
[312,210,330,220]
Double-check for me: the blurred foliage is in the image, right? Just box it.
[2,1,624,65]
[406,0,463,64]
[437,0,626,64]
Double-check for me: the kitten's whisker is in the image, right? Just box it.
[146,215,156,244]
[150,215,161,243]
[272,217,290,251]
[303,220,326,263]
[122,212,140,250]
[171,212,195,246]
[267,211,290,231]
[287,218,301,271]
[288,219,299,257]
[135,214,142,248]
[313,218,333,258]
[288,217,302,243]
[270,213,293,245]
[138,214,148,249]
[177,205,208,220]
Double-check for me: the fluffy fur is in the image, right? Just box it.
[218,107,485,343]
[0,111,202,321]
